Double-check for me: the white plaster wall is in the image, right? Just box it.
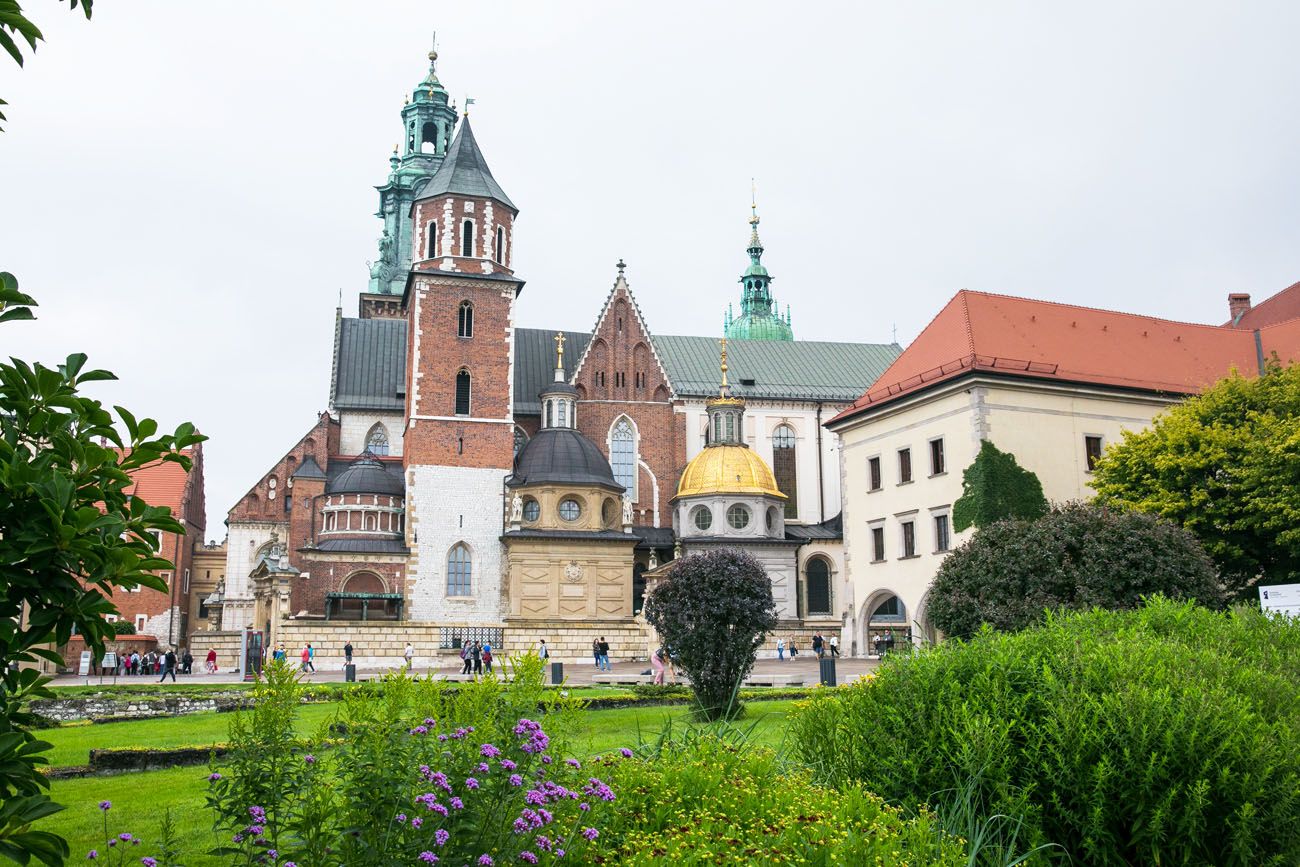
[339,411,405,457]
[222,522,287,630]
[406,465,507,624]
[139,607,182,646]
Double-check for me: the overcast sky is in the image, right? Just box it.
[2,2,1298,535]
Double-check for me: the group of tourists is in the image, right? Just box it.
[871,631,897,658]
[107,647,192,679]
[458,640,494,675]
[590,636,612,670]
[774,632,839,661]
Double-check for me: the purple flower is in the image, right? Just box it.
[141,859,157,867]
[538,808,553,825]
[619,748,633,758]
[248,825,264,837]
[118,834,133,842]
[424,717,436,727]
[481,743,501,758]
[232,833,244,844]
[509,774,523,787]
[419,852,439,864]
[541,755,553,765]
[285,863,297,867]
[524,789,546,805]
[107,840,116,849]
[513,818,528,834]
[86,852,97,861]
[478,856,494,866]
[579,802,590,812]
[432,803,449,817]
[499,759,517,771]
[450,797,464,810]
[582,827,599,841]
[208,772,222,782]
[435,828,449,846]
[304,754,316,764]
[465,778,480,790]
[411,816,423,829]
[410,726,429,735]
[535,835,552,852]
[520,853,538,865]
[266,852,277,862]
[565,758,580,768]
[477,762,490,773]
[555,850,565,858]
[437,734,448,742]
[98,801,111,812]
[249,806,267,822]
[395,813,407,823]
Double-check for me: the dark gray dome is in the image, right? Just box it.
[540,381,578,398]
[326,453,405,496]
[508,428,623,491]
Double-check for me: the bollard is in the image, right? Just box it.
[550,661,564,685]
[819,656,837,687]
[345,663,356,683]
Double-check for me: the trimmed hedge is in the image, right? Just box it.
[790,598,1300,866]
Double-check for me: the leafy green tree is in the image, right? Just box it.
[0,0,94,130]
[0,276,203,865]
[928,501,1222,639]
[642,549,777,720]
[951,439,1048,532]
[1092,363,1300,598]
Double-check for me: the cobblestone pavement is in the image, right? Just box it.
[49,654,880,688]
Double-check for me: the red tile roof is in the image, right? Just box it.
[125,448,197,517]
[831,289,1284,425]
[1227,280,1300,329]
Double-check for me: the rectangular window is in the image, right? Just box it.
[930,438,946,475]
[135,614,147,632]
[871,525,886,562]
[900,520,916,558]
[898,448,912,484]
[934,514,951,552]
[183,569,191,593]
[1085,435,1104,472]
[868,456,882,491]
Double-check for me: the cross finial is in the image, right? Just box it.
[553,331,566,369]
[719,337,730,391]
[891,322,898,344]
[616,258,626,276]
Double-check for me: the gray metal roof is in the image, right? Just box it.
[325,458,404,492]
[413,118,516,210]
[784,512,843,541]
[654,336,901,402]
[507,428,622,491]
[333,318,407,411]
[312,538,409,554]
[291,455,328,480]
[514,328,590,414]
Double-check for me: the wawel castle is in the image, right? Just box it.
[177,47,1300,666]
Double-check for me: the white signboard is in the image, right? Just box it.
[77,651,92,676]
[102,652,118,671]
[1258,583,1300,619]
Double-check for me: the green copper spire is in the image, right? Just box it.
[724,191,793,341]
[368,40,460,295]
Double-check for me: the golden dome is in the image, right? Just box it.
[675,445,786,499]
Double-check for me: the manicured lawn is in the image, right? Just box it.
[38,699,798,862]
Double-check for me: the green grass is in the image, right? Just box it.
[37,699,797,862]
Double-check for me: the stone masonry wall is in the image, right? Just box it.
[188,630,245,673]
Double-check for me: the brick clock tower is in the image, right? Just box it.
[402,116,521,628]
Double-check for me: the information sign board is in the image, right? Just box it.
[1259,583,1300,619]
[77,651,92,676]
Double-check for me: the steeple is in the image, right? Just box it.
[724,190,794,342]
[539,332,578,430]
[416,117,515,210]
[368,42,460,297]
[705,338,747,446]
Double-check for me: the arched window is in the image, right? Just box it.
[806,557,832,615]
[455,369,471,415]
[426,222,438,258]
[343,571,385,594]
[460,219,474,257]
[870,595,906,622]
[447,544,472,596]
[495,226,505,264]
[457,301,474,338]
[772,424,798,519]
[610,417,636,494]
[366,423,390,456]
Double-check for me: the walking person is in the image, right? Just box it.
[460,642,473,675]
[272,643,287,664]
[592,637,602,669]
[482,643,493,676]
[789,638,799,660]
[471,641,482,675]
[812,633,825,659]
[829,634,840,657]
[300,644,311,672]
[205,648,217,673]
[599,637,610,671]
[181,648,194,674]
[158,647,177,683]
[306,643,316,672]
[404,642,415,672]
[776,636,785,661]
[537,639,549,661]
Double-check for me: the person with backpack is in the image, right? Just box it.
[599,637,611,671]
[537,639,549,660]
[300,644,311,672]
[482,644,494,675]
[812,633,825,658]
[181,648,194,674]
[306,643,316,672]
[471,641,482,675]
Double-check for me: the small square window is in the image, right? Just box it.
[1085,435,1104,472]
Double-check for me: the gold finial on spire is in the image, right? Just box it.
[719,337,730,391]
[429,30,438,65]
[750,178,759,227]
[554,331,567,370]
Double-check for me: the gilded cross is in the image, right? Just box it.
[554,331,566,367]
[719,337,729,388]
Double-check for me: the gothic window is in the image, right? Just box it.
[455,369,471,415]
[460,219,474,257]
[495,226,505,264]
[805,557,832,616]
[447,543,472,596]
[513,426,529,458]
[458,301,474,338]
[426,222,438,258]
[610,417,636,494]
[366,423,390,456]
[772,424,798,519]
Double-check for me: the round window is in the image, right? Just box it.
[693,506,713,532]
[727,504,751,530]
[522,499,540,522]
[558,498,582,522]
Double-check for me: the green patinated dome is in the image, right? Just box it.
[724,206,793,342]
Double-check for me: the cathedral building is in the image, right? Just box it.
[201,49,900,664]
